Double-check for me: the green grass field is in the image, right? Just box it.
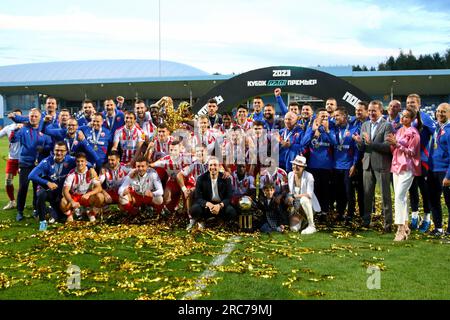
[0,138,449,300]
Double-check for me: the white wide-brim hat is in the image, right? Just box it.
[291,155,307,167]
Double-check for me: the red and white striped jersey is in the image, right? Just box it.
[259,168,288,194]
[99,164,131,191]
[136,111,152,129]
[234,119,253,131]
[181,158,209,185]
[192,129,217,149]
[153,136,175,156]
[222,139,249,166]
[217,124,233,135]
[0,123,20,160]
[141,120,157,142]
[113,125,145,163]
[231,171,255,196]
[64,168,100,194]
[152,153,191,180]
[118,168,163,197]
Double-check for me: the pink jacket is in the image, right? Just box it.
[390,126,421,176]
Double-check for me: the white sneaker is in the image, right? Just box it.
[197,222,205,230]
[290,223,301,232]
[301,225,317,235]
[49,217,56,224]
[89,215,96,222]
[186,219,196,231]
[3,200,16,210]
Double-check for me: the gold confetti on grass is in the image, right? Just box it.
[212,256,278,279]
[141,277,220,300]
[308,275,335,282]
[92,273,109,283]
[0,272,11,289]
[187,261,208,273]
[362,261,387,271]
[57,282,98,297]
[100,256,120,266]
[116,279,143,292]
[331,231,364,239]
[36,223,219,261]
[282,276,299,288]
[282,270,335,288]
[31,266,55,280]
[296,290,326,297]
[0,224,11,230]
[0,221,235,299]
[0,216,388,300]
[250,241,315,261]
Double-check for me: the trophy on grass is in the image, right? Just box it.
[238,173,260,232]
[238,196,253,232]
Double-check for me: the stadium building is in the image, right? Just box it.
[0,59,449,126]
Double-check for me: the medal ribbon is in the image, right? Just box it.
[283,128,293,142]
[339,124,350,146]
[434,120,449,146]
[65,137,75,152]
[107,114,115,130]
[91,128,102,149]
[54,161,64,180]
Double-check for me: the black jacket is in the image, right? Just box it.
[194,172,232,207]
[255,195,283,229]
[209,114,223,127]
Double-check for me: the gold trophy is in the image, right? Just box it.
[238,196,253,231]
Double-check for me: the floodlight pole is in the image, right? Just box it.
[390,79,396,101]
[158,0,161,77]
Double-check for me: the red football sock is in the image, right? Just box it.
[154,204,164,215]
[6,185,15,201]
[124,203,137,216]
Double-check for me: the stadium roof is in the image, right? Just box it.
[312,66,450,96]
[341,68,450,97]
[0,61,448,101]
[0,60,228,100]
[0,59,225,86]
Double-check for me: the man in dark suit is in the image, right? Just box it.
[191,157,237,229]
[353,100,394,232]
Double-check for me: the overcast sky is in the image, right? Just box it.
[0,0,449,74]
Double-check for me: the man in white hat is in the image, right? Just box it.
[286,155,321,234]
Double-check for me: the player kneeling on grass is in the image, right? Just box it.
[61,152,103,222]
[29,142,77,231]
[150,140,188,216]
[98,151,130,209]
[118,156,164,216]
[286,155,320,235]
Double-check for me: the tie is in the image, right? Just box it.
[371,122,378,140]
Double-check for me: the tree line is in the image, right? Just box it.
[353,48,450,71]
